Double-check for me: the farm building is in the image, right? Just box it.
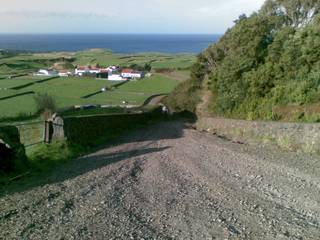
[108,74,125,81]
[58,70,73,77]
[121,69,144,79]
[75,66,118,77]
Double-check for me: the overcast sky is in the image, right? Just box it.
[0,0,265,34]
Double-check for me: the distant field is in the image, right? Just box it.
[73,50,196,69]
[0,49,195,77]
[0,74,179,117]
[0,76,50,89]
[0,50,192,118]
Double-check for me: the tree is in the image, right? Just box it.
[167,0,320,120]
[143,63,152,72]
[261,0,320,27]
[34,93,57,119]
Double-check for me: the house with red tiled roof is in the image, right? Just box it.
[58,70,72,77]
[75,65,120,77]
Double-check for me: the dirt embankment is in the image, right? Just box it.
[0,121,319,239]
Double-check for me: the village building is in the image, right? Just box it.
[108,74,125,81]
[97,69,109,79]
[121,69,144,79]
[58,70,73,77]
[107,66,119,72]
[34,65,146,81]
[75,65,118,77]
[74,66,88,76]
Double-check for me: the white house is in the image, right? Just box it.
[121,69,144,79]
[88,67,101,74]
[108,74,125,81]
[107,66,119,72]
[58,70,72,77]
[34,69,58,76]
[75,66,113,76]
[75,66,98,76]
[74,66,88,76]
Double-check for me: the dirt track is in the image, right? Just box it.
[1,121,320,239]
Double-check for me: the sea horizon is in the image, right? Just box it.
[0,33,221,54]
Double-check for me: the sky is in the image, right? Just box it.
[0,0,266,34]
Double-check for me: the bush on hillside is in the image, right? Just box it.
[34,93,57,119]
[164,54,208,112]
[168,0,320,121]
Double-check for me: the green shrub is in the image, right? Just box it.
[28,141,79,172]
[164,54,207,113]
[169,1,320,121]
[34,93,57,114]
[164,78,201,113]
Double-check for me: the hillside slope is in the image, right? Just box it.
[166,0,320,122]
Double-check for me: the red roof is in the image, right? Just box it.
[90,67,100,70]
[77,66,87,70]
[122,68,134,73]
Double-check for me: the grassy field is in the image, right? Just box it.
[0,75,180,117]
[0,49,195,76]
[0,76,51,89]
[73,49,195,69]
[0,50,193,118]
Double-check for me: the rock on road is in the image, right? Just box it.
[1,121,320,239]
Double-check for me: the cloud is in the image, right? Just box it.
[0,0,266,33]
[194,0,264,17]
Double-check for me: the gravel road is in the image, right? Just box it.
[1,121,320,239]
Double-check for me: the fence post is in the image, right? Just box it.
[52,116,65,141]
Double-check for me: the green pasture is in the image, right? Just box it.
[0,76,50,89]
[0,50,192,118]
[0,74,179,117]
[73,50,196,69]
[116,75,178,93]
[0,50,196,77]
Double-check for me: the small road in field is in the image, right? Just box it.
[1,121,320,239]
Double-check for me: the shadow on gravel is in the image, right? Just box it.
[111,113,197,145]
[0,118,193,197]
[0,145,171,197]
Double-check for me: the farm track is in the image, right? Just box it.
[1,120,320,239]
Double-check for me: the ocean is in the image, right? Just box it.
[0,34,220,54]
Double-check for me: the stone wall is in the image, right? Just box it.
[196,117,320,154]
[51,107,163,145]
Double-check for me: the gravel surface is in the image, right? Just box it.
[1,121,320,239]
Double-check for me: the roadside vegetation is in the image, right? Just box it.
[166,0,320,122]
